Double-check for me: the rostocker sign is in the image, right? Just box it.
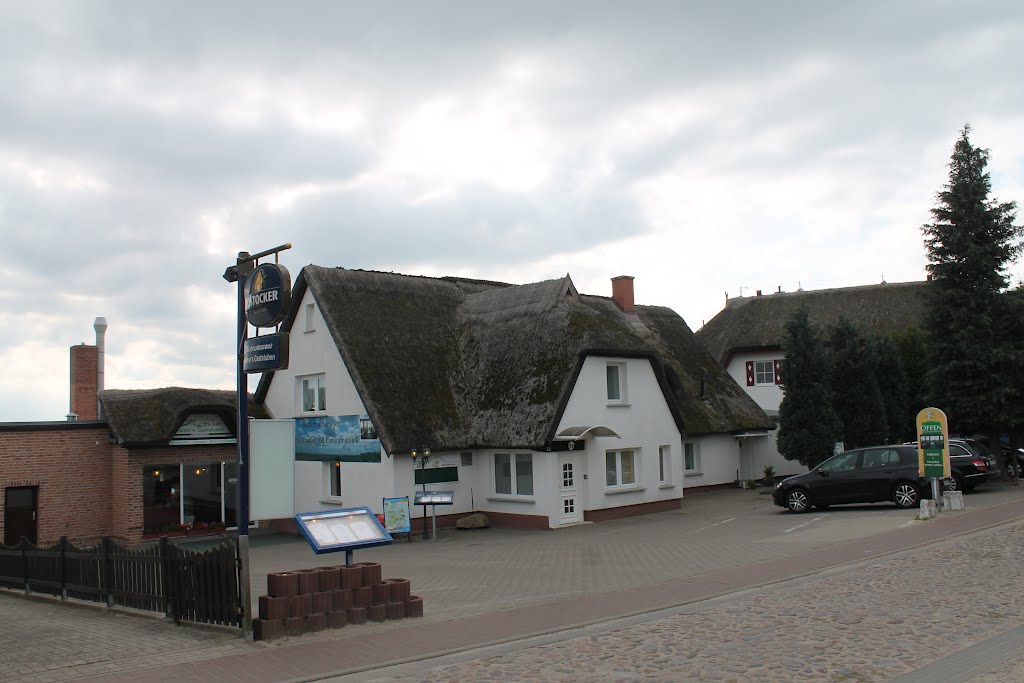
[244,263,291,327]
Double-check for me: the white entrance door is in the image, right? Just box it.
[558,453,584,524]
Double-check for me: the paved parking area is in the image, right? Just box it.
[1,483,1022,681]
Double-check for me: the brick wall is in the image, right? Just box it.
[0,424,112,545]
[69,344,99,421]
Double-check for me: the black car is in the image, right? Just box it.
[907,438,998,493]
[773,445,926,513]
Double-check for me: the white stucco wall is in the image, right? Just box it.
[682,434,740,487]
[261,289,396,515]
[726,351,785,411]
[556,355,683,520]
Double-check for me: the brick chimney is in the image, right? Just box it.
[611,275,635,314]
[69,317,107,421]
[70,343,99,421]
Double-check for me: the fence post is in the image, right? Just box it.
[159,536,176,622]
[59,536,69,601]
[102,536,113,608]
[20,538,30,594]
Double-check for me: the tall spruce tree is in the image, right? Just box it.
[922,125,1022,440]
[829,318,887,448]
[778,305,840,468]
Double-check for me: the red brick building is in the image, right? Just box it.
[1,322,257,546]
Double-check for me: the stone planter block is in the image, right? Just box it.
[332,589,353,611]
[306,613,327,632]
[353,586,372,607]
[312,591,333,615]
[356,561,382,586]
[285,616,305,637]
[367,604,387,622]
[316,566,341,592]
[371,583,390,605]
[405,595,424,618]
[386,601,406,620]
[252,618,284,641]
[327,610,348,629]
[384,578,411,603]
[340,565,362,590]
[347,607,367,625]
[259,595,289,621]
[297,568,319,594]
[289,593,312,618]
[267,572,299,598]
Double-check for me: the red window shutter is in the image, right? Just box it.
[745,361,755,386]
[774,359,784,385]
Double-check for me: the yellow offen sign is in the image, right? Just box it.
[916,407,950,478]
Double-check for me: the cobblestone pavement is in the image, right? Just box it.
[361,520,1024,683]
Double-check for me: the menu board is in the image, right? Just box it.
[295,507,394,554]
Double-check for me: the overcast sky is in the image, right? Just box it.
[2,1,1022,421]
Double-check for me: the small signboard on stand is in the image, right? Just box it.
[916,407,951,511]
[295,507,393,563]
[413,490,454,541]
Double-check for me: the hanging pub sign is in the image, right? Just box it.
[244,263,291,328]
[243,333,290,373]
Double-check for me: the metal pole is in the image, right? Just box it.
[931,477,941,512]
[235,252,253,639]
[431,505,437,541]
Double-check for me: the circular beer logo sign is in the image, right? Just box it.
[244,263,291,327]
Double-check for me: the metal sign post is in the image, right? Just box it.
[222,243,291,638]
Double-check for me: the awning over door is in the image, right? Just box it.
[554,425,621,441]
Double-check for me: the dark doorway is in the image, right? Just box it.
[4,486,38,545]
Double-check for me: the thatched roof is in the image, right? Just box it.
[696,281,929,365]
[100,387,266,447]
[256,266,772,454]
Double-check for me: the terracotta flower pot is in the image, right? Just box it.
[267,572,299,598]
[405,595,424,618]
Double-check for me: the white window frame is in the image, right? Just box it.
[605,448,640,490]
[304,303,316,333]
[492,452,534,498]
[684,442,701,476]
[606,361,628,405]
[658,445,671,486]
[753,360,775,386]
[299,374,327,413]
[322,461,342,502]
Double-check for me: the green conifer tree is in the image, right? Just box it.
[922,125,1022,438]
[829,319,887,448]
[778,305,840,468]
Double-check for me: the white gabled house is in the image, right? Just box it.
[256,266,774,531]
[696,281,929,479]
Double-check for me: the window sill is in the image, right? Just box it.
[605,485,645,495]
[486,495,535,504]
[320,497,344,505]
[606,402,631,408]
[303,329,315,334]
[659,483,675,489]
[684,472,703,478]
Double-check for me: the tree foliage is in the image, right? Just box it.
[778,305,840,468]
[921,125,1022,435]
[873,335,911,442]
[829,318,887,448]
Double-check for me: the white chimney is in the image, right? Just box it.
[94,317,107,419]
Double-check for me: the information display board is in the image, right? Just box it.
[382,496,412,533]
[414,490,455,505]
[295,507,394,555]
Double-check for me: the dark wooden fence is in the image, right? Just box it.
[0,536,241,627]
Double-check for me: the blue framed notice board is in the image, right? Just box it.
[294,506,394,555]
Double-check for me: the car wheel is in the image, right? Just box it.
[786,488,811,513]
[893,482,920,508]
[944,473,964,493]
